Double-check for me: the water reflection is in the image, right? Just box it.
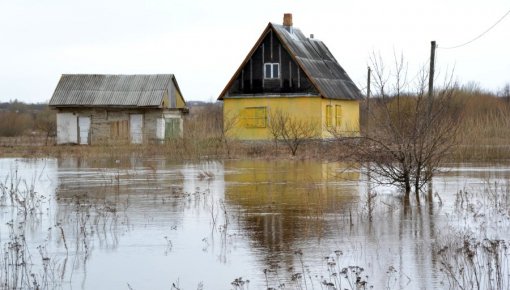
[224,161,357,256]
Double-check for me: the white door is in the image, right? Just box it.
[156,117,165,140]
[130,114,143,144]
[56,112,78,144]
[78,116,91,145]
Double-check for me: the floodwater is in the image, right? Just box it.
[1,157,509,289]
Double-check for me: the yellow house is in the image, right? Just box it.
[218,14,363,140]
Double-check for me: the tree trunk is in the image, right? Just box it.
[403,193,411,215]
[415,189,421,206]
[415,167,421,195]
[290,144,298,156]
[404,177,411,201]
[415,166,422,205]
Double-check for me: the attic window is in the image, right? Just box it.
[264,63,279,79]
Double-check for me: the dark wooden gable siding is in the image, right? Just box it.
[227,28,318,96]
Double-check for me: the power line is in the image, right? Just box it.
[439,7,510,50]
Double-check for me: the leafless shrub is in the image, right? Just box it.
[337,53,462,203]
[34,106,56,145]
[268,109,320,156]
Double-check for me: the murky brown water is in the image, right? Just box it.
[1,158,509,289]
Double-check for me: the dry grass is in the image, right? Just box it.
[449,90,510,161]
[361,88,510,162]
[0,111,34,136]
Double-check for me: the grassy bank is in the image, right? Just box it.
[0,136,345,161]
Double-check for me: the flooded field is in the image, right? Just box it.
[1,157,510,289]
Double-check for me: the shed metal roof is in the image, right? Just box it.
[219,23,363,100]
[49,74,180,108]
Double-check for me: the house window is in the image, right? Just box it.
[335,105,342,127]
[243,107,267,128]
[264,63,280,79]
[326,105,333,127]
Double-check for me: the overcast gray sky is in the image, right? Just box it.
[1,0,509,103]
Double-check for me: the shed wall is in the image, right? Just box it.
[55,108,183,144]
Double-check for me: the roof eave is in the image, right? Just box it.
[49,104,163,109]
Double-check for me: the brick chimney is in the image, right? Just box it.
[283,13,293,27]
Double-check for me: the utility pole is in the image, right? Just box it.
[428,41,436,115]
[366,66,371,133]
[427,41,436,200]
[366,66,372,200]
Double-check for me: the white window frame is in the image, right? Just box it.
[264,63,280,79]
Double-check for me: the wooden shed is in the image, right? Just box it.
[49,74,187,145]
[218,14,363,140]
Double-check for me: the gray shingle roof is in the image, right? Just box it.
[271,24,362,100]
[49,74,177,107]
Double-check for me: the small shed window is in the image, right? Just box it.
[243,107,267,128]
[264,63,280,79]
[165,118,181,138]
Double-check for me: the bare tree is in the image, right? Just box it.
[500,83,510,104]
[340,54,462,203]
[35,106,56,145]
[268,109,320,156]
[267,110,284,151]
[220,110,239,157]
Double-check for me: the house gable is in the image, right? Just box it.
[225,25,318,97]
[171,76,187,109]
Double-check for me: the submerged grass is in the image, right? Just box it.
[433,181,510,290]
[437,233,509,290]
[0,166,131,290]
[0,171,60,289]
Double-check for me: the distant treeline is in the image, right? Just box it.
[0,100,48,113]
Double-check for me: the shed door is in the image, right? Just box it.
[156,118,165,140]
[130,114,143,144]
[78,116,91,145]
[56,112,78,144]
[165,118,180,139]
